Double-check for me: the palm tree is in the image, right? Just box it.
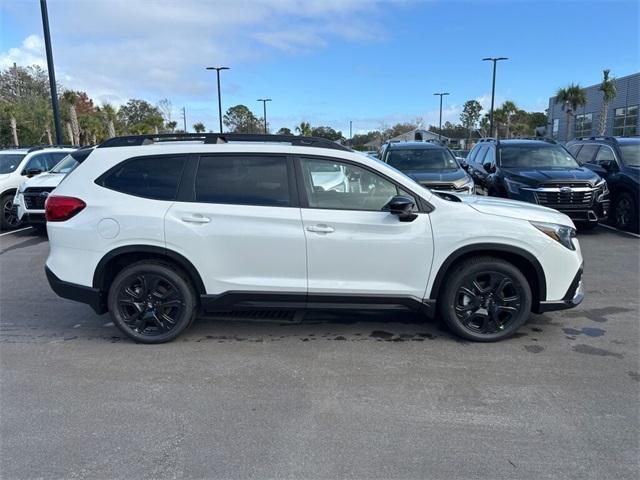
[500,101,518,138]
[193,122,205,133]
[555,84,587,141]
[295,121,312,136]
[598,69,617,135]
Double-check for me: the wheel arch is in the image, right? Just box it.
[429,243,546,310]
[1,188,18,198]
[93,245,206,297]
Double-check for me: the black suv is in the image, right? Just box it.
[566,136,639,231]
[379,141,474,194]
[466,138,609,226]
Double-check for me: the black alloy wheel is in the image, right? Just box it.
[1,195,21,230]
[439,256,532,341]
[614,192,637,231]
[108,262,197,343]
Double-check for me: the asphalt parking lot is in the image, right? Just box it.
[0,226,638,480]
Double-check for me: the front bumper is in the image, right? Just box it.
[535,264,584,313]
[45,266,107,314]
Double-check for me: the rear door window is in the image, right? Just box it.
[98,155,187,200]
[195,155,291,207]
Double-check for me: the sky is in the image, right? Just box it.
[0,0,638,134]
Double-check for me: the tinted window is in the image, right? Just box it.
[576,145,598,164]
[567,144,582,157]
[47,152,69,170]
[620,143,640,166]
[499,145,579,168]
[50,155,79,174]
[386,148,459,171]
[595,146,616,164]
[483,147,496,171]
[467,145,482,163]
[0,153,25,174]
[195,155,290,207]
[474,146,489,167]
[300,158,411,211]
[100,155,186,200]
[23,153,53,174]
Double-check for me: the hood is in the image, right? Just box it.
[21,172,65,189]
[407,168,467,184]
[501,166,600,186]
[462,195,574,227]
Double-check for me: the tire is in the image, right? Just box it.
[613,192,638,232]
[107,261,197,344]
[0,194,21,230]
[438,256,532,342]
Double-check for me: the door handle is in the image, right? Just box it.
[181,214,211,224]
[306,224,335,234]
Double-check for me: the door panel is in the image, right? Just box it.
[165,203,307,294]
[301,209,433,298]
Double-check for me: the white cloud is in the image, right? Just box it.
[0,34,46,69]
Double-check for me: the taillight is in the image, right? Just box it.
[45,195,86,222]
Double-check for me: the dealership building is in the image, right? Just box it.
[547,72,639,141]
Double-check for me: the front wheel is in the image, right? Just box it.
[613,192,638,232]
[107,261,197,344]
[439,256,532,342]
[0,194,21,230]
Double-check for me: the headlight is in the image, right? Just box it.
[453,177,474,192]
[530,221,576,250]
[595,178,609,194]
[505,178,528,194]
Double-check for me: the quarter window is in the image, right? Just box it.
[300,158,410,211]
[613,106,638,136]
[99,155,187,200]
[195,155,290,207]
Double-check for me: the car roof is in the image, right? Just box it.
[385,141,444,150]
[0,148,29,153]
[498,139,558,146]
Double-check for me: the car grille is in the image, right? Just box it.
[534,183,595,209]
[23,187,55,210]
[421,182,467,192]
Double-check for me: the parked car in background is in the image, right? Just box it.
[466,138,609,228]
[566,136,639,232]
[0,146,75,229]
[45,133,584,344]
[13,147,93,231]
[379,141,474,194]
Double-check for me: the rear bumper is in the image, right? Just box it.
[535,264,584,313]
[45,266,106,314]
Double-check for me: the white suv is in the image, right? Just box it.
[45,134,584,344]
[0,146,75,229]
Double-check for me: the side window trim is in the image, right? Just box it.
[292,154,433,213]
[595,145,619,165]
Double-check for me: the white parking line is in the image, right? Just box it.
[599,223,640,238]
[0,227,33,237]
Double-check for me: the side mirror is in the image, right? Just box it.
[600,160,618,172]
[458,158,469,170]
[24,168,43,177]
[383,195,418,222]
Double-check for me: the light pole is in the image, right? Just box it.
[257,98,272,134]
[40,0,62,145]
[433,92,450,141]
[206,66,229,133]
[482,57,508,137]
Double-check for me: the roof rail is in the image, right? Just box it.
[478,137,498,143]
[27,144,76,153]
[575,136,617,142]
[515,137,557,144]
[97,133,352,152]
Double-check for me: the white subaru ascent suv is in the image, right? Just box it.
[45,134,584,343]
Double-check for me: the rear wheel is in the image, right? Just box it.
[439,257,532,342]
[613,192,638,232]
[0,194,21,230]
[107,261,197,344]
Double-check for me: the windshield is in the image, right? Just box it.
[386,148,459,171]
[499,145,579,168]
[50,154,80,174]
[619,143,640,167]
[0,153,26,174]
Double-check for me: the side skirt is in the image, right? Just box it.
[200,291,436,317]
